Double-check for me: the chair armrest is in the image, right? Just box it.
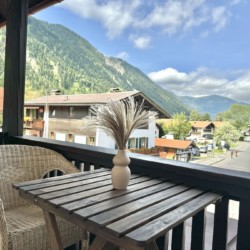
[0,199,8,250]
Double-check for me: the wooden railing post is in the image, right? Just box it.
[237,199,250,250]
[191,210,205,250]
[212,197,228,250]
[6,136,250,250]
[172,223,184,250]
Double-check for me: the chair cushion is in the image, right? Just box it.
[5,205,86,250]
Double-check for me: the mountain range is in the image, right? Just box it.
[0,17,248,118]
[178,95,249,118]
[0,17,188,115]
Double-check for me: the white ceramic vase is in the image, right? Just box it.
[111,149,131,190]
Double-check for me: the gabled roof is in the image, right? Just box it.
[0,87,3,112]
[25,90,171,118]
[0,0,62,28]
[189,121,213,128]
[212,121,224,128]
[26,91,140,105]
[155,138,193,150]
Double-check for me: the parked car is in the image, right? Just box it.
[192,148,200,156]
[199,146,208,153]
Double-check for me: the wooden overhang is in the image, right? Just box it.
[0,0,63,28]
[1,0,62,137]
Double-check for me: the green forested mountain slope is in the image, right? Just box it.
[178,95,250,118]
[0,17,188,114]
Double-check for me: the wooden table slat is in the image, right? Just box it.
[88,185,192,227]
[47,177,165,207]
[125,192,221,245]
[13,168,108,188]
[106,188,203,236]
[15,170,222,250]
[59,179,173,213]
[31,175,113,196]
[48,185,114,206]
[18,170,112,191]
[72,182,176,217]
[36,175,152,201]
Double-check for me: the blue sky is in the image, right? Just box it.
[35,0,250,104]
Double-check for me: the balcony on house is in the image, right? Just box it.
[1,1,250,250]
[1,133,249,250]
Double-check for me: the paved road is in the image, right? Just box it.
[213,141,250,172]
[190,142,250,249]
[191,141,250,172]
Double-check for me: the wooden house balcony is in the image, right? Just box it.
[0,1,250,249]
[1,133,250,250]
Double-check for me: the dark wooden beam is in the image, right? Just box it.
[3,0,28,136]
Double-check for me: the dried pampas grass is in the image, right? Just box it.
[85,97,158,150]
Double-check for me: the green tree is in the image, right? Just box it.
[189,110,201,121]
[189,110,211,121]
[166,112,192,139]
[214,123,241,146]
[201,112,211,121]
[156,120,166,138]
[216,104,250,131]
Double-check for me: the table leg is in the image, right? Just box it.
[43,210,63,250]
[145,241,159,250]
[89,236,109,250]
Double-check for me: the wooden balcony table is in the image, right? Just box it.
[13,169,221,250]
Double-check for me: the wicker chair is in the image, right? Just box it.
[0,145,88,250]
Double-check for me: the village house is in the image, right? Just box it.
[189,121,215,138]
[155,138,197,161]
[24,90,170,149]
[188,121,225,142]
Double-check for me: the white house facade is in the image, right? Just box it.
[24,90,170,150]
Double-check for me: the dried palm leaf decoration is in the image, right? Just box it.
[86,97,158,150]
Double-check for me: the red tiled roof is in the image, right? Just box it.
[212,121,224,128]
[155,138,192,150]
[0,87,3,112]
[189,121,212,128]
[25,91,140,105]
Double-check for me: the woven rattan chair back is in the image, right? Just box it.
[0,144,88,250]
[0,144,79,210]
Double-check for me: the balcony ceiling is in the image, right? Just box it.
[0,0,62,28]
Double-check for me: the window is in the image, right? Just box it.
[128,138,137,149]
[139,137,148,148]
[69,106,88,119]
[88,136,95,146]
[49,132,55,139]
[67,133,74,142]
[49,106,69,118]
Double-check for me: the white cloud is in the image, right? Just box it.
[60,0,142,38]
[148,67,250,104]
[129,35,151,49]
[148,68,190,84]
[211,6,231,33]
[116,51,129,60]
[59,0,238,40]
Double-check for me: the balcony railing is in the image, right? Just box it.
[3,134,250,250]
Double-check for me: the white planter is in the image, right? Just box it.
[112,149,131,190]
